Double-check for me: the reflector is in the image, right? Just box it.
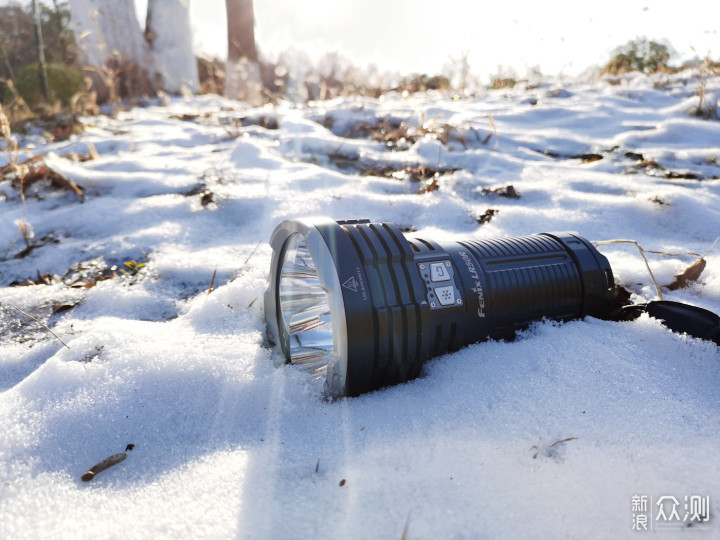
[265,217,616,398]
[279,235,334,377]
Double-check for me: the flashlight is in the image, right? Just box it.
[264,217,615,398]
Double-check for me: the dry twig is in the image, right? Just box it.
[208,268,217,295]
[594,239,665,300]
[3,302,70,349]
[594,238,718,300]
[81,452,127,482]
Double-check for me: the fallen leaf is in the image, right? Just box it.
[665,258,706,290]
[572,153,603,163]
[476,209,499,225]
[418,177,439,194]
[200,191,215,207]
[665,171,702,180]
[10,161,84,199]
[481,185,520,199]
[624,151,644,161]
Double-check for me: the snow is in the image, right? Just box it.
[1,72,720,538]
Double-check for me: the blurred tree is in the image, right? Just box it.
[3,0,230,105]
[68,0,152,71]
[225,0,261,104]
[66,0,199,101]
[0,2,76,82]
[0,5,33,82]
[32,0,50,103]
[1,2,83,110]
[146,0,199,93]
[226,0,257,63]
[15,62,83,108]
[603,38,675,75]
[67,0,154,101]
[49,0,77,66]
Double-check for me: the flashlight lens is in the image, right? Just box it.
[279,235,335,378]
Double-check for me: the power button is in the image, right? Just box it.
[418,260,461,310]
[429,262,450,282]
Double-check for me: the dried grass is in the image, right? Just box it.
[689,58,720,120]
[341,116,467,150]
[594,239,717,300]
[2,301,69,349]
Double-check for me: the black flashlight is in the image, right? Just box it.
[264,217,615,398]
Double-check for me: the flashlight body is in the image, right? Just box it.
[338,221,614,394]
[265,218,615,397]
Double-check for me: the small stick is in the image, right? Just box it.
[702,237,719,259]
[4,301,70,348]
[595,236,718,300]
[593,239,663,300]
[401,513,411,540]
[208,268,217,295]
[86,140,99,161]
[229,238,264,285]
[483,114,497,144]
[549,437,578,448]
[244,239,262,265]
[81,452,127,482]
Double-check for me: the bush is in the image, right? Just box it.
[602,39,675,75]
[0,79,34,123]
[0,3,77,81]
[395,74,451,94]
[15,63,83,108]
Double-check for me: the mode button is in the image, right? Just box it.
[434,286,455,306]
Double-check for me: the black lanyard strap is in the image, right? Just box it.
[619,300,720,346]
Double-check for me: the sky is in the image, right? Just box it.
[3,0,718,79]
[131,0,720,80]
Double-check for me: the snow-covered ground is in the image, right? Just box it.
[1,72,719,538]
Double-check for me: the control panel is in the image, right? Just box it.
[417,260,463,310]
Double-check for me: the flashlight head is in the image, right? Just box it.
[265,217,615,398]
[264,217,362,398]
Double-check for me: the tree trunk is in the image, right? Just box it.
[69,0,152,67]
[224,0,261,104]
[226,0,257,63]
[146,0,199,94]
[31,0,49,103]
[68,0,155,101]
